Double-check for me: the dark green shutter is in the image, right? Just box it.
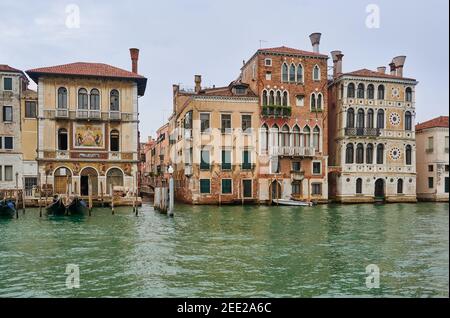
[200,179,210,194]
[222,179,232,194]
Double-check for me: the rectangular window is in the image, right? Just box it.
[221,114,231,133]
[312,162,321,175]
[311,183,322,195]
[241,115,252,133]
[200,179,210,194]
[235,88,247,95]
[242,150,252,170]
[445,177,449,193]
[292,162,301,172]
[3,78,12,91]
[445,165,449,172]
[445,136,449,152]
[3,106,13,122]
[221,179,232,194]
[25,101,37,118]
[264,58,272,66]
[428,177,434,189]
[243,180,252,198]
[292,182,301,194]
[221,150,231,170]
[4,137,13,150]
[0,165,2,180]
[427,137,434,152]
[200,150,210,170]
[200,113,210,133]
[428,165,434,172]
[296,95,304,107]
[24,177,38,196]
[265,72,272,80]
[0,137,2,149]
[4,165,13,181]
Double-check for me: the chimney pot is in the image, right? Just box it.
[389,62,396,75]
[129,48,139,73]
[194,75,202,93]
[309,32,322,53]
[377,66,386,74]
[330,50,343,78]
[392,55,406,77]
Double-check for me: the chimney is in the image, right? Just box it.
[330,50,343,78]
[392,55,406,77]
[309,33,322,53]
[377,66,386,74]
[389,62,396,76]
[194,75,202,93]
[129,48,139,73]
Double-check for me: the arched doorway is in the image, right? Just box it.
[270,180,282,200]
[106,168,124,194]
[80,167,98,196]
[374,179,385,198]
[54,167,72,194]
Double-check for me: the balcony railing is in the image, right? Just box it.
[184,165,193,176]
[109,111,121,120]
[261,105,292,118]
[55,109,69,118]
[345,128,380,137]
[76,109,101,119]
[241,163,256,171]
[270,146,315,157]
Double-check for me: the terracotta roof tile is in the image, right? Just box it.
[342,68,416,81]
[0,64,23,73]
[416,116,449,131]
[258,46,328,58]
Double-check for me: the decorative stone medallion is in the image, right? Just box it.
[389,112,401,126]
[389,147,401,160]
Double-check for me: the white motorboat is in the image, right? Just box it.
[273,199,313,207]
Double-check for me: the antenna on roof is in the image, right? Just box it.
[259,40,268,48]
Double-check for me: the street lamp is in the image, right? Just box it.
[167,165,174,216]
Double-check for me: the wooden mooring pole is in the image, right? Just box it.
[110,184,114,215]
[22,177,26,213]
[88,176,93,216]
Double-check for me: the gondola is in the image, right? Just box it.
[46,195,67,216]
[66,196,88,215]
[0,199,16,217]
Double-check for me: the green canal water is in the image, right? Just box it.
[0,203,448,298]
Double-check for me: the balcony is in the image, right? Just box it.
[270,146,315,157]
[426,148,434,154]
[76,109,101,120]
[55,109,69,118]
[291,170,305,181]
[109,111,121,121]
[261,105,291,118]
[345,128,380,137]
[184,165,193,176]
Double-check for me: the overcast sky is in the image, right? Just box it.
[1,0,448,141]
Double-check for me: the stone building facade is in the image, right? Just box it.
[240,33,329,203]
[328,53,418,203]
[25,49,147,197]
[415,116,449,201]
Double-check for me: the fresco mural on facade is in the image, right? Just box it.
[73,123,105,148]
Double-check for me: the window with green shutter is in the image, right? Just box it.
[3,78,12,91]
[221,179,232,194]
[222,150,231,170]
[200,179,210,194]
[200,150,210,170]
[242,150,251,170]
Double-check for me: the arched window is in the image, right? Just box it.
[367,84,375,99]
[356,178,363,194]
[107,168,124,194]
[271,124,279,148]
[357,83,365,99]
[310,93,316,110]
[377,85,385,100]
[347,108,355,128]
[110,89,120,111]
[405,111,412,131]
[347,83,355,98]
[346,144,354,164]
[340,84,344,99]
[110,130,120,152]
[367,109,374,128]
[303,126,310,147]
[260,124,268,153]
[297,64,303,83]
[317,94,323,110]
[262,90,268,106]
[78,88,88,109]
[281,125,290,147]
[313,126,320,152]
[282,63,288,82]
[90,88,100,110]
[276,91,282,106]
[397,179,404,194]
[313,65,320,81]
[282,91,288,106]
[57,87,67,109]
[292,125,300,147]
[357,109,365,128]
[289,64,296,82]
[376,144,384,164]
[405,87,412,102]
[269,90,275,105]
[377,109,385,129]
[356,143,364,164]
[58,128,68,151]
[405,145,412,165]
[366,143,374,164]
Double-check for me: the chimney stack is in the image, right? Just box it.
[330,50,343,78]
[129,48,139,74]
[377,66,386,74]
[194,75,202,93]
[392,55,406,77]
[389,62,396,76]
[309,32,322,53]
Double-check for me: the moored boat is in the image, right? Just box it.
[46,196,67,216]
[272,199,313,207]
[66,196,88,215]
[0,199,17,217]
